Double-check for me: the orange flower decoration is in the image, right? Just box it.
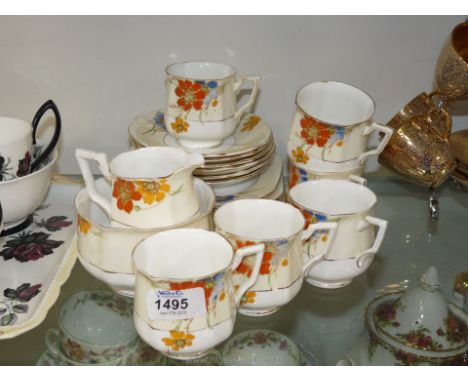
[241,115,261,132]
[240,291,256,305]
[78,215,91,235]
[281,258,289,266]
[112,179,142,213]
[292,146,309,164]
[175,80,207,111]
[169,280,212,307]
[136,179,171,205]
[171,117,189,134]
[300,116,332,147]
[234,240,272,276]
[162,330,195,351]
[288,164,299,189]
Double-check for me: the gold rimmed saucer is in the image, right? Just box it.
[194,143,276,177]
[128,110,273,161]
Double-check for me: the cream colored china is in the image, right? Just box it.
[194,142,276,177]
[288,81,393,166]
[75,177,214,296]
[164,62,259,148]
[339,267,468,366]
[0,100,61,180]
[214,199,337,316]
[0,150,57,230]
[287,159,364,189]
[289,178,388,263]
[132,228,265,360]
[303,255,376,289]
[128,110,272,161]
[215,154,283,203]
[76,147,204,228]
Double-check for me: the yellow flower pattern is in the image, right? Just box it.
[135,179,171,205]
[171,117,189,134]
[162,330,195,351]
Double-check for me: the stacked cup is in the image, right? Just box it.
[287,81,393,189]
[288,177,388,289]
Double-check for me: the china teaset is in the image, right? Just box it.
[2,21,468,365]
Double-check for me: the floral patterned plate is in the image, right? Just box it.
[128,110,272,161]
[0,180,79,339]
[36,338,223,366]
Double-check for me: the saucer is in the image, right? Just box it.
[128,110,273,161]
[37,338,165,366]
[214,154,282,199]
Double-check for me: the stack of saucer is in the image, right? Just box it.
[128,110,283,205]
[449,129,468,186]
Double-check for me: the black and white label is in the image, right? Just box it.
[147,288,207,320]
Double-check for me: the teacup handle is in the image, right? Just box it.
[356,216,388,268]
[359,123,394,165]
[75,148,112,217]
[301,222,338,275]
[234,75,260,123]
[45,328,61,358]
[30,100,62,172]
[231,243,265,306]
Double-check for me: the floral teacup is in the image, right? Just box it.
[214,199,337,317]
[45,290,138,364]
[289,179,388,265]
[165,62,260,148]
[76,147,204,228]
[132,228,265,360]
[288,81,393,166]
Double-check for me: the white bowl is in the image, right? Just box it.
[0,150,57,229]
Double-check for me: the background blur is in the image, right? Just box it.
[0,15,466,173]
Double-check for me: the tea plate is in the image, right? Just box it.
[128,110,272,160]
[0,180,79,339]
[214,154,283,202]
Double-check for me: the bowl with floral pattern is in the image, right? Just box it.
[221,329,302,366]
[45,290,138,364]
[0,149,57,233]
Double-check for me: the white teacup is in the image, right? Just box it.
[214,199,337,317]
[76,147,204,228]
[289,179,388,265]
[132,228,265,360]
[165,62,260,148]
[288,81,393,166]
[0,100,61,181]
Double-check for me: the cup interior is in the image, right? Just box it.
[133,228,232,279]
[289,179,376,216]
[214,199,305,240]
[59,290,137,346]
[110,147,191,179]
[0,117,31,144]
[166,62,236,80]
[296,81,375,126]
[453,22,468,62]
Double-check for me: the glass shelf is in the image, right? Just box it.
[0,177,466,365]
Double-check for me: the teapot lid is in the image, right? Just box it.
[371,266,467,353]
